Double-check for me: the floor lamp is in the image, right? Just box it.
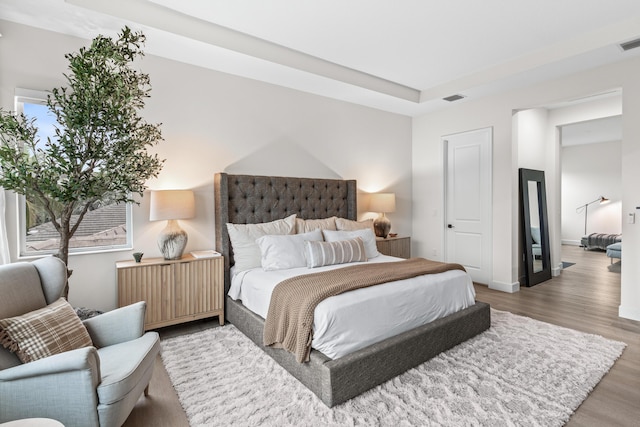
[576,196,609,236]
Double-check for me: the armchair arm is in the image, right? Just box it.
[0,347,101,426]
[0,346,99,381]
[83,301,146,347]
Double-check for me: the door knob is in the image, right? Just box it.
[447,224,454,228]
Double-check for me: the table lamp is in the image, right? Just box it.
[369,192,396,238]
[149,190,195,260]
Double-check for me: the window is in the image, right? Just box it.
[14,89,132,256]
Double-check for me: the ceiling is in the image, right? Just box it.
[561,115,623,147]
[2,0,640,116]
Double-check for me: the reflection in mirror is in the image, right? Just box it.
[528,181,543,273]
[519,168,552,286]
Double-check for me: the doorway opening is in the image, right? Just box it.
[514,89,622,290]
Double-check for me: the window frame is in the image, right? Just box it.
[14,89,133,257]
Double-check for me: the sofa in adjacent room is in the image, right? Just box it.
[606,242,622,264]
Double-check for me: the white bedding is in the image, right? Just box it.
[228,255,476,359]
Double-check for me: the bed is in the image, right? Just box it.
[580,233,622,250]
[214,172,490,407]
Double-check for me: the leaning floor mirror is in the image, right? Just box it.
[519,168,552,286]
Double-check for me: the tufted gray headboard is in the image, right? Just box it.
[214,173,357,294]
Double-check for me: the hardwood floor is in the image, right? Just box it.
[124,245,640,426]
[475,245,640,426]
[122,319,217,427]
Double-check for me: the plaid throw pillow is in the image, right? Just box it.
[0,298,93,363]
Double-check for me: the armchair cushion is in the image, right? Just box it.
[96,332,159,405]
[0,298,92,363]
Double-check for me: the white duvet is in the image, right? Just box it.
[228,255,476,359]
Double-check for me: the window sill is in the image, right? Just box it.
[18,245,134,261]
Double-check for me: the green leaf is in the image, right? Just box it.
[0,26,165,268]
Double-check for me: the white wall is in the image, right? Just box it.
[561,141,622,244]
[547,96,622,265]
[514,108,550,283]
[620,74,640,321]
[413,55,640,321]
[0,21,412,311]
[516,108,549,171]
[413,104,517,292]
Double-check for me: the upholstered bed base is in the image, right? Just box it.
[228,296,490,407]
[214,172,491,407]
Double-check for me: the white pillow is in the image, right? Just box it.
[305,237,367,268]
[256,229,323,271]
[322,228,379,259]
[226,214,297,272]
[335,217,374,231]
[295,216,337,233]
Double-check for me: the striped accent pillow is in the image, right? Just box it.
[0,298,93,363]
[305,237,367,268]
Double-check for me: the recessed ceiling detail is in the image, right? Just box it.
[0,0,639,116]
[67,0,422,102]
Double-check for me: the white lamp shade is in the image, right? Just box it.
[369,193,396,213]
[149,190,195,221]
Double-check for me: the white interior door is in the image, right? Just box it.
[444,128,492,284]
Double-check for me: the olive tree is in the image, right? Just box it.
[0,27,164,295]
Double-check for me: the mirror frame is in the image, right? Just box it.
[519,168,552,286]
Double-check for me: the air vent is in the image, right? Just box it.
[443,94,466,102]
[620,38,640,51]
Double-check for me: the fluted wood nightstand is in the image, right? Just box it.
[376,236,411,258]
[116,254,224,330]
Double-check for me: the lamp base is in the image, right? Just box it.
[158,219,188,260]
[373,213,391,239]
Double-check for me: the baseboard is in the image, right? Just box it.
[552,263,562,276]
[489,280,520,293]
[619,305,640,322]
[562,240,581,246]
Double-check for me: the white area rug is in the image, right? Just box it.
[161,310,625,426]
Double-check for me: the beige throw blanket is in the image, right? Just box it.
[263,258,466,362]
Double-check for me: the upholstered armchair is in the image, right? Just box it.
[0,257,160,427]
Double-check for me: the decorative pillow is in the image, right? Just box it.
[227,214,297,272]
[305,237,367,268]
[323,228,380,259]
[256,229,323,271]
[0,298,93,364]
[295,217,337,234]
[335,217,374,231]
